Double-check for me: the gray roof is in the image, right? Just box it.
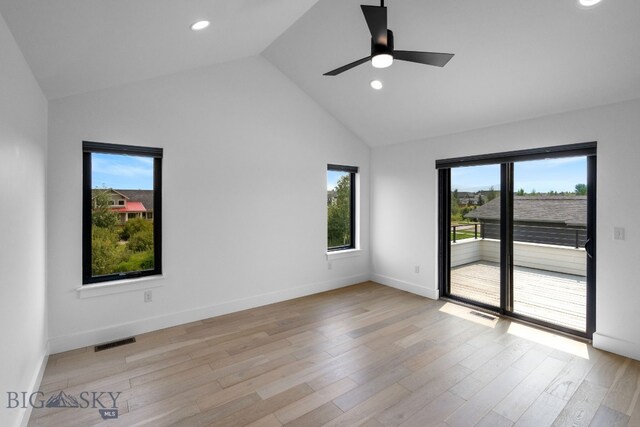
[464,196,586,226]
[116,189,154,211]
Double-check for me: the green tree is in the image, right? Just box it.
[92,188,119,229]
[450,190,460,218]
[487,186,497,202]
[327,175,352,247]
[575,183,587,195]
[516,188,525,196]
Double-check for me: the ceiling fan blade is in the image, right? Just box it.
[361,5,387,45]
[323,56,372,76]
[394,51,454,67]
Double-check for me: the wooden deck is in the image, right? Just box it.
[450,261,586,332]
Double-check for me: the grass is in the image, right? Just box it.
[450,230,478,242]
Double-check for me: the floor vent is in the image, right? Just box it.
[94,337,136,352]
[469,310,497,321]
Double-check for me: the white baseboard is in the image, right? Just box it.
[19,342,49,427]
[49,273,369,354]
[371,273,439,300]
[593,332,640,361]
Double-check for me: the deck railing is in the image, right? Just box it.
[451,223,587,248]
[450,223,480,243]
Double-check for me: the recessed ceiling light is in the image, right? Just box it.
[372,54,393,69]
[578,0,602,7]
[190,20,210,31]
[370,80,383,90]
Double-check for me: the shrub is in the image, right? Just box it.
[91,226,123,275]
[128,228,154,252]
[116,251,154,272]
[121,218,152,241]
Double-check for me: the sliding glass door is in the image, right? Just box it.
[449,165,501,309]
[511,158,588,332]
[438,143,596,338]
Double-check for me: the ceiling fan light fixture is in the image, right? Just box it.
[578,0,602,7]
[372,53,393,69]
[190,20,210,31]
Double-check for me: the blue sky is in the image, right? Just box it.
[327,170,348,190]
[92,153,153,190]
[452,156,587,193]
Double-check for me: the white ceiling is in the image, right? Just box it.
[1,0,639,146]
[264,0,640,146]
[0,0,319,100]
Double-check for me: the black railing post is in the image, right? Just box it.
[481,223,485,239]
[452,225,457,243]
[474,223,478,239]
[575,229,579,249]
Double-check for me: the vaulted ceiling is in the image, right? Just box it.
[0,0,320,99]
[2,0,639,146]
[264,0,640,145]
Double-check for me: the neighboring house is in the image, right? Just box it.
[456,191,487,206]
[464,196,587,247]
[452,190,497,206]
[92,189,154,223]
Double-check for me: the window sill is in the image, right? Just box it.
[76,275,164,299]
[326,249,362,260]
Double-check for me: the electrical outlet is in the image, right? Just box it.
[614,227,625,241]
[414,265,420,274]
[144,290,152,303]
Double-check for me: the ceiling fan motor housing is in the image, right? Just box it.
[372,30,394,56]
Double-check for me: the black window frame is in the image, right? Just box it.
[82,141,163,285]
[327,164,358,252]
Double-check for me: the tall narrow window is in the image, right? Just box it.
[327,164,357,251]
[83,141,163,284]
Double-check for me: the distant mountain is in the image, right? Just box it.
[46,391,80,408]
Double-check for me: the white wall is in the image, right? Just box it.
[371,99,640,361]
[47,55,370,353]
[0,11,48,427]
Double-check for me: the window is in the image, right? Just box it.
[83,141,163,284]
[327,164,357,251]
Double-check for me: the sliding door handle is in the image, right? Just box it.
[585,237,593,259]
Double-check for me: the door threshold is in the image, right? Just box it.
[440,296,592,344]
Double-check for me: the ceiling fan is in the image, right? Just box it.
[324,0,454,76]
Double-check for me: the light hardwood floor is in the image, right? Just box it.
[29,282,639,426]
